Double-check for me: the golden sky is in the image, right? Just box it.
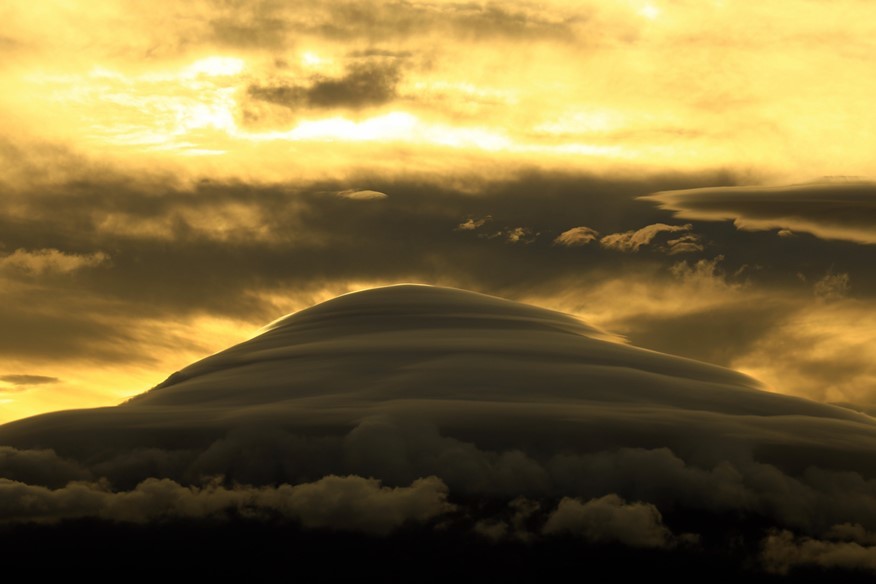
[2,0,876,422]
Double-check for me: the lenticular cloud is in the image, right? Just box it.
[3,285,876,551]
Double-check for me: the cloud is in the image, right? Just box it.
[504,226,537,244]
[814,271,850,301]
[762,529,876,574]
[0,474,453,534]
[543,494,674,548]
[600,224,693,253]
[0,374,58,387]
[248,62,402,111]
[0,249,109,275]
[337,189,388,200]
[554,226,599,246]
[647,182,876,245]
[456,216,492,231]
[0,446,91,488]
[665,233,703,255]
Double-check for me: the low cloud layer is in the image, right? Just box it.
[542,495,673,548]
[0,474,452,535]
[762,529,876,574]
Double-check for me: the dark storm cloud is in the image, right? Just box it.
[0,375,58,387]
[647,181,876,245]
[248,61,402,110]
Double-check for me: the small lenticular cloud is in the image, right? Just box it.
[337,189,388,200]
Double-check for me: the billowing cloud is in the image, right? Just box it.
[542,494,674,548]
[762,529,876,574]
[0,446,90,488]
[554,226,599,247]
[600,224,694,253]
[0,474,452,534]
[647,182,876,245]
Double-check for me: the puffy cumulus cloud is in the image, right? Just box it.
[543,494,673,549]
[0,475,453,534]
[647,182,876,245]
[0,249,110,275]
[814,271,850,301]
[600,223,694,253]
[762,530,876,574]
[553,226,599,247]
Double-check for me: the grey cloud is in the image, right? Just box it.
[248,61,401,110]
[4,156,867,381]
[543,494,674,549]
[554,226,599,246]
[0,446,90,488]
[647,181,876,245]
[0,374,59,387]
[0,474,453,534]
[762,529,876,574]
[600,223,694,253]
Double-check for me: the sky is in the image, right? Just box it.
[1,0,876,426]
[4,2,876,576]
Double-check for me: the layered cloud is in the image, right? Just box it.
[647,182,876,245]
